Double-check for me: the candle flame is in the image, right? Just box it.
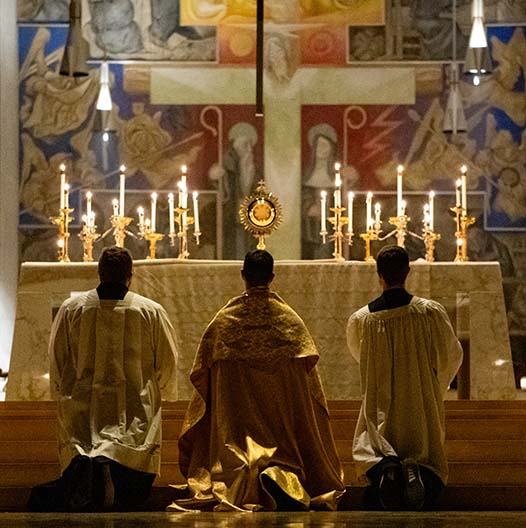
[151,192,158,200]
[348,192,354,199]
[181,165,187,174]
[321,190,327,198]
[367,192,373,199]
[334,162,341,171]
[429,190,435,199]
[112,198,119,205]
[456,179,462,188]
[120,165,126,173]
[138,206,144,214]
[86,191,92,199]
[64,183,70,191]
[193,191,199,198]
[397,164,404,174]
[59,163,66,172]
[168,193,174,200]
[461,165,467,174]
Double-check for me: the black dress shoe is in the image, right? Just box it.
[378,463,404,510]
[402,459,425,511]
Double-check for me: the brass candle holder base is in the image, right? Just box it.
[451,207,475,262]
[360,230,380,262]
[326,206,352,261]
[388,214,410,248]
[78,225,100,262]
[50,207,74,262]
[111,215,133,248]
[144,231,164,259]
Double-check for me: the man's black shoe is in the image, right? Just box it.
[378,463,404,510]
[402,459,425,511]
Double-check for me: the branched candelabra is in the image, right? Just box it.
[78,221,100,262]
[387,213,410,248]
[168,206,200,260]
[111,214,133,248]
[451,206,475,262]
[323,205,353,261]
[50,207,74,262]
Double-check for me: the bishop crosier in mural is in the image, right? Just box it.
[221,122,259,259]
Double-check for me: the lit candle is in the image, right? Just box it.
[348,192,354,232]
[375,202,381,224]
[181,165,188,208]
[366,192,373,230]
[461,165,467,214]
[63,183,70,209]
[89,211,95,228]
[521,376,526,390]
[455,178,462,208]
[151,192,157,232]
[112,198,119,216]
[400,199,406,216]
[429,191,435,231]
[334,163,342,208]
[82,214,87,225]
[119,165,126,217]
[193,191,200,232]
[59,163,66,210]
[397,165,404,216]
[137,206,145,228]
[168,193,175,234]
[320,191,327,232]
[423,203,430,229]
[86,191,92,219]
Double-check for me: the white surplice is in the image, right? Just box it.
[49,289,178,475]
[347,296,463,484]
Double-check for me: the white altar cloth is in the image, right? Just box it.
[6,259,515,400]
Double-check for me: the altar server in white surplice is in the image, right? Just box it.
[347,245,463,512]
[39,246,178,512]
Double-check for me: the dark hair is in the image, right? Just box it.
[376,245,410,286]
[243,249,274,286]
[98,246,133,284]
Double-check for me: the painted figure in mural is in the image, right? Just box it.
[18,0,69,21]
[493,167,526,223]
[88,0,143,54]
[221,122,259,259]
[302,124,338,259]
[171,249,345,511]
[347,245,463,511]
[20,28,98,139]
[28,247,178,511]
[264,33,299,84]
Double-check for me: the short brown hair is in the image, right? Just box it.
[376,245,410,286]
[98,246,133,284]
[243,249,274,286]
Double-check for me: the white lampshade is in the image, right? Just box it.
[96,62,112,111]
[469,17,488,48]
[443,84,467,134]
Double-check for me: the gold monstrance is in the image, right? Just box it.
[239,180,283,250]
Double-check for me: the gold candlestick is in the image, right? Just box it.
[327,206,353,261]
[78,222,100,262]
[50,207,74,262]
[422,229,441,262]
[144,231,164,259]
[173,207,195,259]
[360,222,382,262]
[388,214,410,248]
[111,214,133,248]
[451,206,475,262]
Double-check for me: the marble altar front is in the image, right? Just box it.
[6,259,515,400]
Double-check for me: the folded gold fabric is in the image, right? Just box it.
[169,288,345,511]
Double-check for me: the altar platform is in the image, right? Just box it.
[6,259,515,401]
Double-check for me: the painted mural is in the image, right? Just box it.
[16,1,526,386]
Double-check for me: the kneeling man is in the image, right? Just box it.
[347,245,463,510]
[172,250,344,511]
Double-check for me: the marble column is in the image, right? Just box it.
[0,0,20,374]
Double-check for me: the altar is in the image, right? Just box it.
[6,259,515,401]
